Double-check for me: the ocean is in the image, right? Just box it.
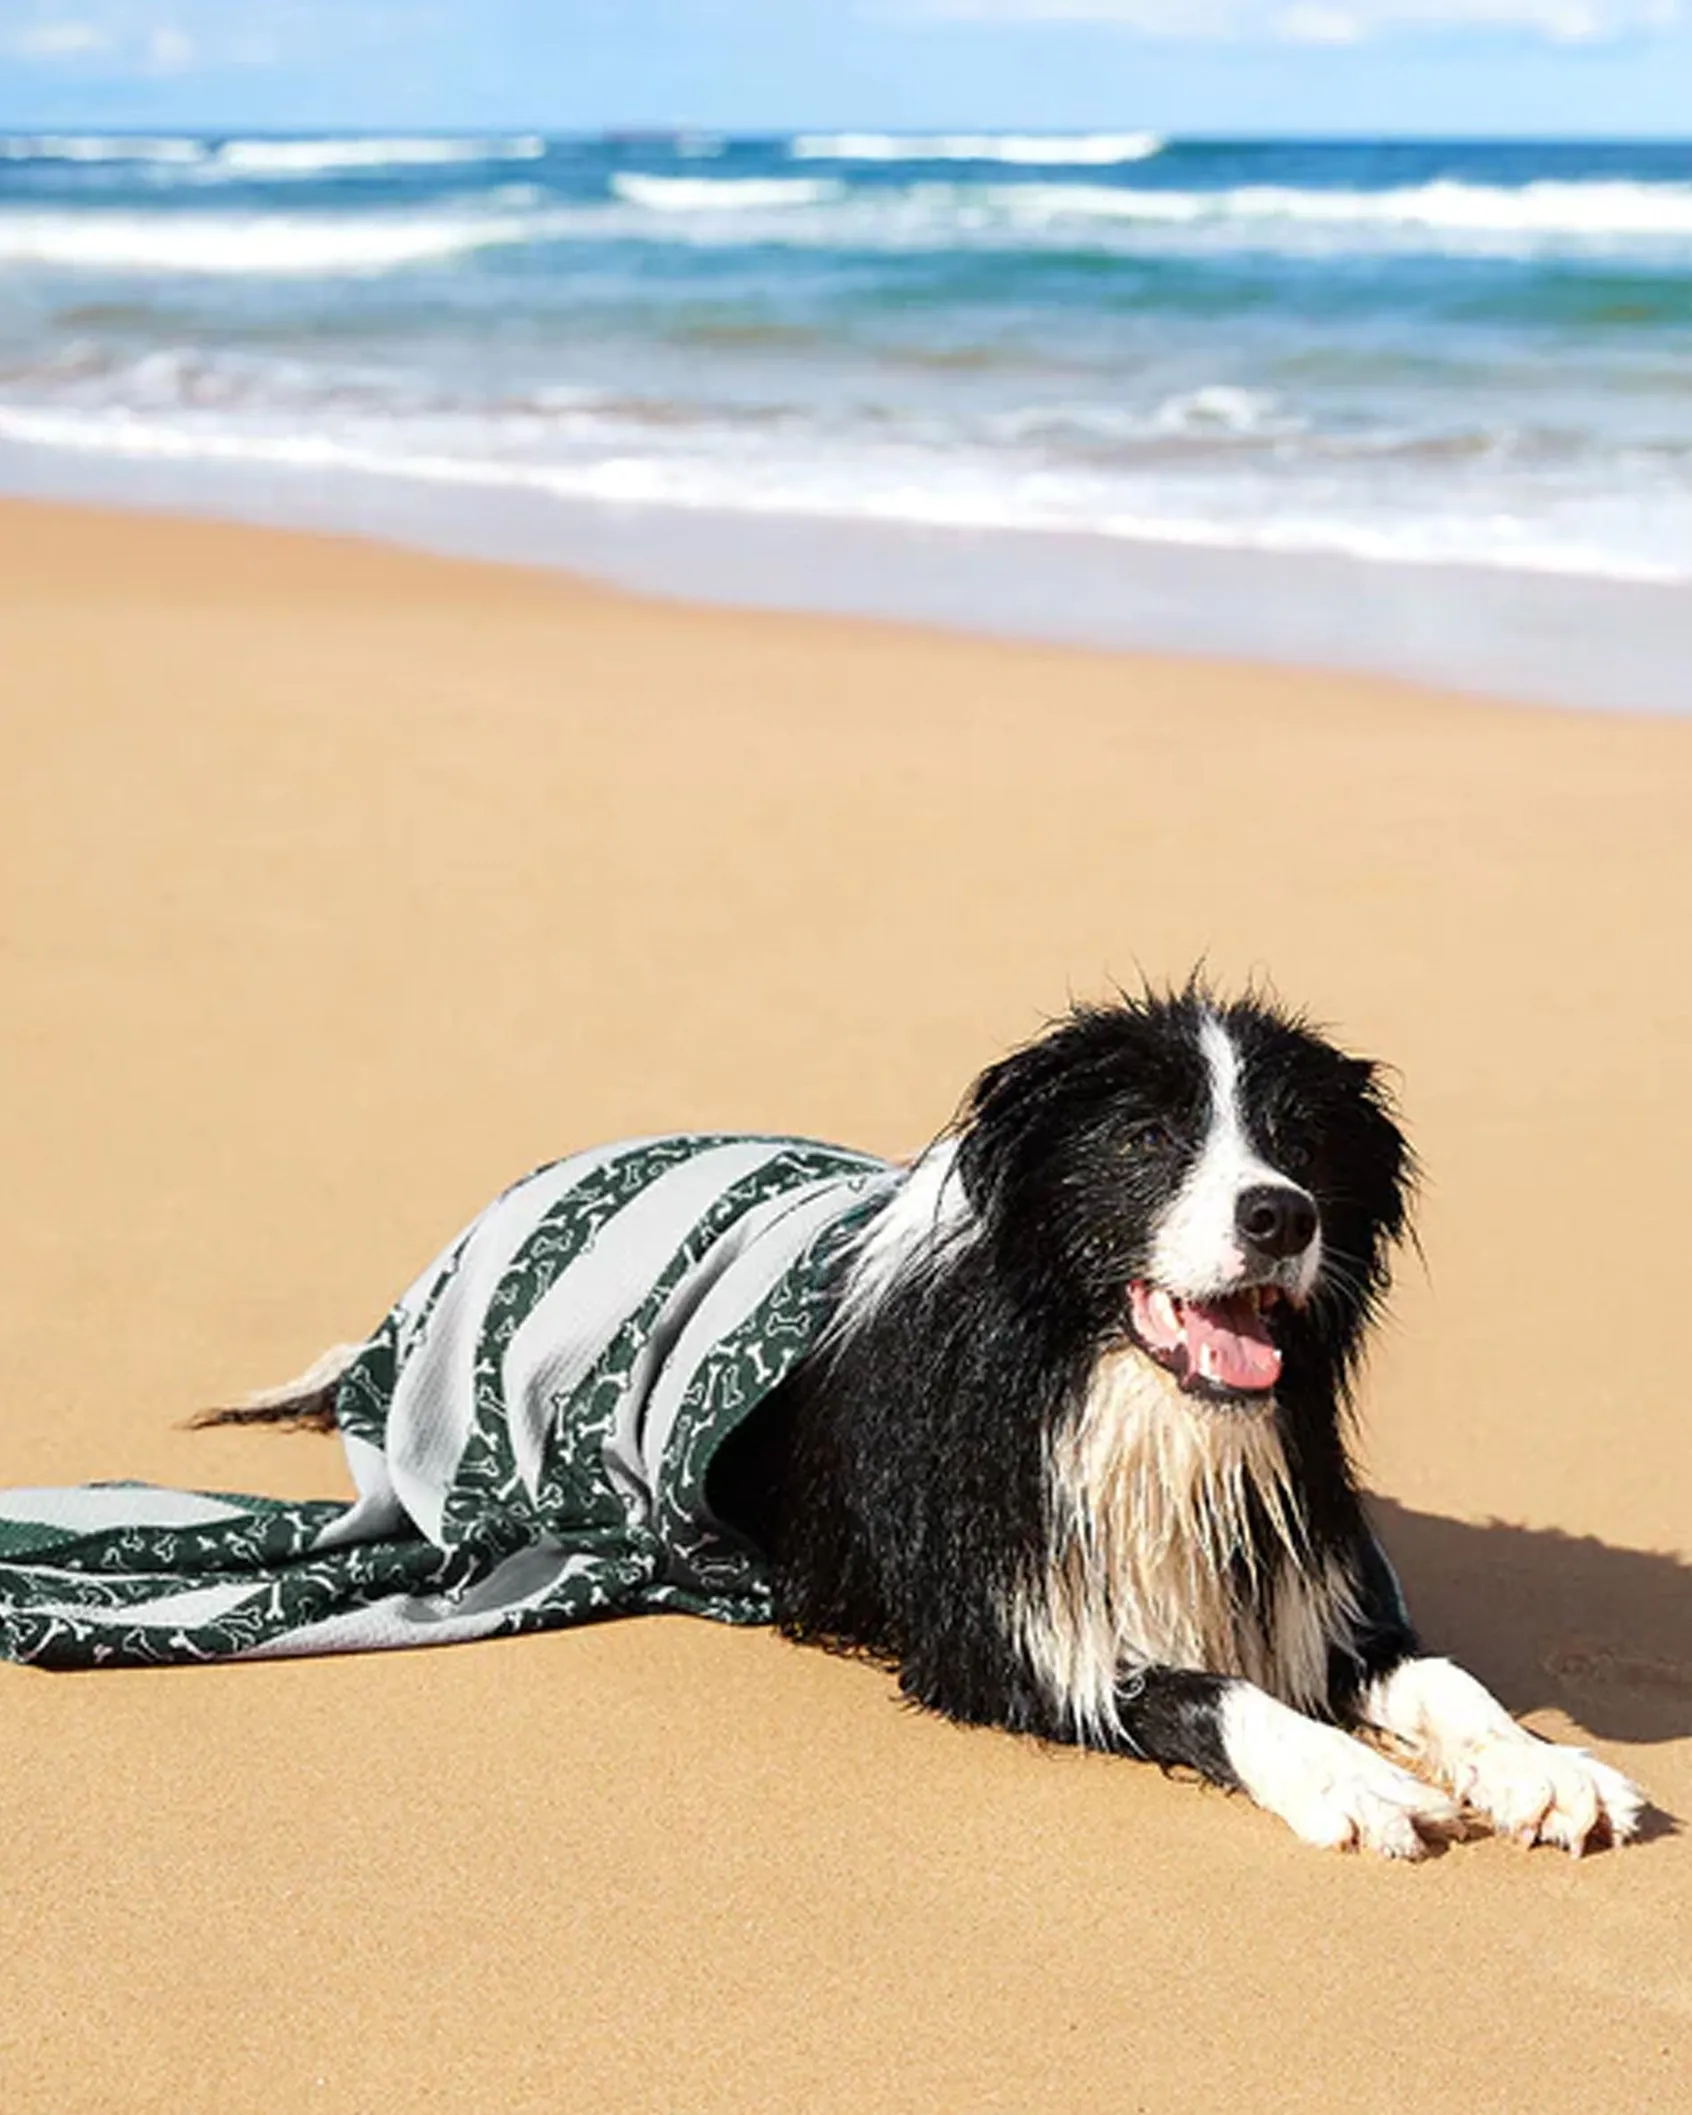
[4,128,1692,709]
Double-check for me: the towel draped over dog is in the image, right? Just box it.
[0,1135,897,1670]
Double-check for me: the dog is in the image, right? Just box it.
[217,984,1642,1857]
[706,984,1644,1857]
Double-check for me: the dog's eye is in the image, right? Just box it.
[1124,1118,1179,1155]
[1271,1129,1314,1175]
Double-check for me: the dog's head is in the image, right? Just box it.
[953,986,1412,1406]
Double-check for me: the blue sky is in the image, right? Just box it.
[1,0,1690,137]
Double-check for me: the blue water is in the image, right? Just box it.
[5,129,1692,613]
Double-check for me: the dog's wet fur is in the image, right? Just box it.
[713,987,1414,1763]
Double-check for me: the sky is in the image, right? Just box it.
[1,0,1690,138]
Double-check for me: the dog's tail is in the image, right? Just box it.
[191,1342,362,1434]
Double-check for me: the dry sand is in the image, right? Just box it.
[1,497,1689,2113]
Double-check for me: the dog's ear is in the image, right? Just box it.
[954,1045,1036,1217]
[954,1033,1074,1217]
[954,1008,1128,1216]
[1345,1053,1416,1253]
[1318,1055,1417,1367]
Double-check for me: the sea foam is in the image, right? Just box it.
[0,203,558,273]
[210,136,547,174]
[0,134,207,163]
[9,163,1692,271]
[609,174,844,210]
[597,174,1692,258]
[1,399,1684,589]
[944,177,1692,243]
[789,132,1164,165]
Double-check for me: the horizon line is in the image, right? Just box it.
[3,124,1692,145]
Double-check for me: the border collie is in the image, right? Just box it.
[714,985,1644,1857]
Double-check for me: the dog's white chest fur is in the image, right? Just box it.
[1018,1345,1357,1741]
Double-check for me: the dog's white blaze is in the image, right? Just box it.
[1361,1657,1644,1850]
[834,1137,975,1334]
[1150,1014,1321,1301]
[1017,1343,1359,1743]
[1220,1683,1458,1857]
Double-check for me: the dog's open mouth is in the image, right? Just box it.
[1127,1280,1282,1400]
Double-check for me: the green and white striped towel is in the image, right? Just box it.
[0,1134,897,1670]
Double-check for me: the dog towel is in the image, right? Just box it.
[0,1135,896,1670]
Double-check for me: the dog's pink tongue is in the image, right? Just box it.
[1184,1295,1282,1393]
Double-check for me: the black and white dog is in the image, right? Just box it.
[716,985,1644,1857]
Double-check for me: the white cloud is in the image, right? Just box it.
[1,4,181,66]
[0,1,399,72]
[909,0,1679,37]
[12,16,109,52]
[142,19,194,69]
[0,0,442,73]
[1274,3,1365,36]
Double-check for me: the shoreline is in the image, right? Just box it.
[4,438,1691,717]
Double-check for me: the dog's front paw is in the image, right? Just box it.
[1446,1731,1644,1855]
[1273,1736,1461,1860]
[1222,1685,1460,1859]
[1364,1657,1645,1856]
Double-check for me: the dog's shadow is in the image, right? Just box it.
[1372,1498,1692,1757]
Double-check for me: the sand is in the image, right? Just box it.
[1,496,1688,2114]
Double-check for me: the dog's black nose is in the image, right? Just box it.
[1236,1184,1317,1260]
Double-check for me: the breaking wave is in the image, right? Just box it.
[608,174,844,211]
[0,134,207,164]
[7,161,1692,272]
[0,203,558,274]
[208,136,548,174]
[788,131,1164,166]
[586,174,1692,260]
[1005,177,1692,239]
[0,133,548,174]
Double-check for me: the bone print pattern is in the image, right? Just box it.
[0,1136,893,1669]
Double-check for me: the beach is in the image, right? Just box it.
[1,494,1690,2112]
